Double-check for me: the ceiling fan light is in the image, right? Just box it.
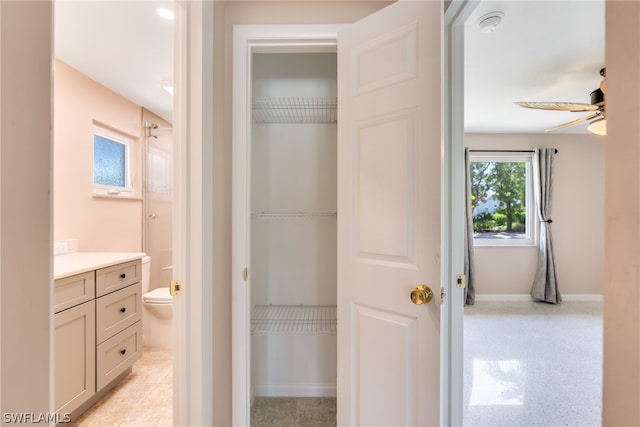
[587,118,606,136]
[590,88,604,105]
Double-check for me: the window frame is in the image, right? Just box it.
[469,151,537,247]
[92,124,134,197]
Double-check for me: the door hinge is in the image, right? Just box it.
[441,287,446,304]
[456,274,467,289]
[242,267,248,281]
[170,280,182,296]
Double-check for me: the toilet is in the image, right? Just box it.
[141,255,173,349]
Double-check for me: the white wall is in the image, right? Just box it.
[466,133,605,296]
[251,53,337,307]
[251,122,338,306]
[249,52,338,396]
[54,60,143,252]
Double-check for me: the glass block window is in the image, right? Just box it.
[92,125,133,196]
[94,134,127,187]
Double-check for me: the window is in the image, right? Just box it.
[93,125,133,197]
[469,152,535,246]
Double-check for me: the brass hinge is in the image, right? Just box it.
[242,267,248,281]
[170,280,182,296]
[456,274,467,289]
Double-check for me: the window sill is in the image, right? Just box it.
[474,242,537,248]
[92,194,143,201]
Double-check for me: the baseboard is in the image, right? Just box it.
[561,294,603,302]
[475,294,603,302]
[253,383,336,398]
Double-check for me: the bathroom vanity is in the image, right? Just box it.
[53,252,144,418]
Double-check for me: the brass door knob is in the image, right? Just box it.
[410,285,433,305]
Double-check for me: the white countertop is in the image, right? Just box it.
[54,252,146,279]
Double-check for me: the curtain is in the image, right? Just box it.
[530,148,560,303]
[464,148,476,305]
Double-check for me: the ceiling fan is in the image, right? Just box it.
[515,68,606,135]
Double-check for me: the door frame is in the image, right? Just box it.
[174,1,475,425]
[441,1,480,425]
[230,11,466,424]
[231,24,344,426]
[172,1,215,425]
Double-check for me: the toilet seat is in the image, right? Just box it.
[143,287,173,304]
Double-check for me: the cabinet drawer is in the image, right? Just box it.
[96,321,142,390]
[96,259,141,297]
[54,271,95,313]
[96,282,142,344]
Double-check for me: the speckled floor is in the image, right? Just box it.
[70,302,602,427]
[251,397,336,427]
[463,300,603,427]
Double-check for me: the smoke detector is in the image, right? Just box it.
[477,12,504,34]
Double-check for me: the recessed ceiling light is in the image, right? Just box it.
[157,8,174,20]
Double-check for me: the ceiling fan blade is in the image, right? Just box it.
[545,112,602,132]
[515,101,600,112]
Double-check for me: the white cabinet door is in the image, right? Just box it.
[54,300,96,414]
[337,1,442,425]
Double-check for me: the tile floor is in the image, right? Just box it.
[463,300,603,427]
[251,397,336,427]
[71,348,172,427]
[72,301,602,427]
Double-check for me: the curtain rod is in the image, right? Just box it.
[468,149,558,154]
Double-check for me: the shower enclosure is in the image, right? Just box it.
[144,120,173,291]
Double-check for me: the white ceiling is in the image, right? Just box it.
[465,0,605,134]
[54,1,605,134]
[54,1,174,123]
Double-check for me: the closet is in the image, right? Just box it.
[250,51,337,398]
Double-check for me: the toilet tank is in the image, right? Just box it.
[141,255,151,294]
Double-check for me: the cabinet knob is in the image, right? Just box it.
[120,349,127,356]
[119,273,126,279]
[119,307,126,313]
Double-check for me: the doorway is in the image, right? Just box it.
[249,49,338,423]
[458,2,606,426]
[232,28,342,425]
[233,2,449,423]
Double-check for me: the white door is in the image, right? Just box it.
[337,2,442,426]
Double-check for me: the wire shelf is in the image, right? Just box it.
[251,304,337,335]
[252,97,338,124]
[252,211,337,220]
